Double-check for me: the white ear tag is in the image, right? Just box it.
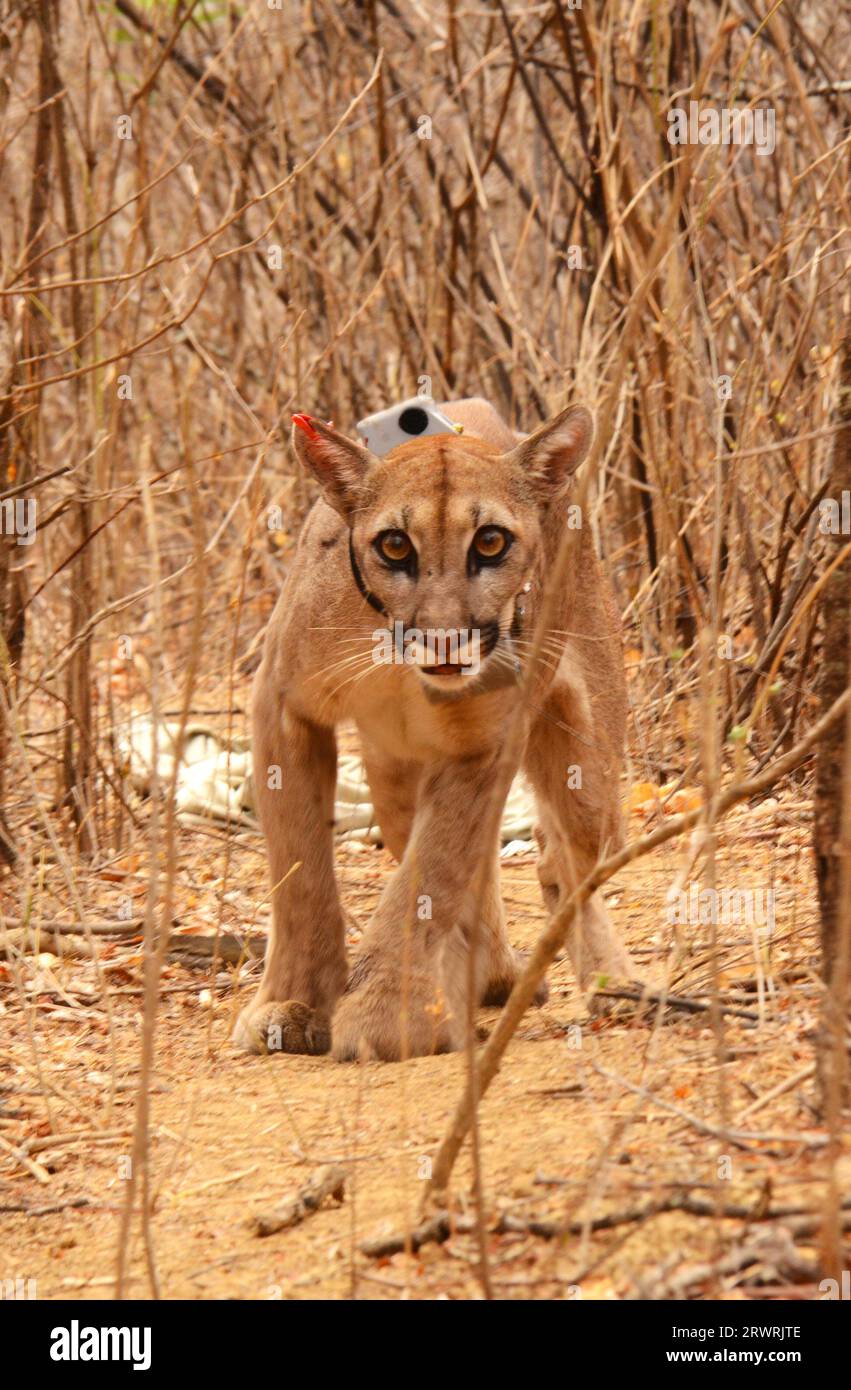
[356,396,462,457]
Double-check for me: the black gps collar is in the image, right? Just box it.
[349,533,388,617]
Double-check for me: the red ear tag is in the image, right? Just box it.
[292,413,319,439]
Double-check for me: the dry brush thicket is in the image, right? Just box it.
[0,0,850,1295]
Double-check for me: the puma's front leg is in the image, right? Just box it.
[234,676,347,1055]
[331,752,510,1061]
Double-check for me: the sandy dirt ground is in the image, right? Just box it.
[3,773,841,1302]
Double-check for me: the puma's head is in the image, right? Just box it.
[291,404,593,692]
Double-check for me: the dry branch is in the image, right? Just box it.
[250,1165,347,1238]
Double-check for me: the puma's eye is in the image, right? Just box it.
[472,526,511,562]
[375,530,413,566]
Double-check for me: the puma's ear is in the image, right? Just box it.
[506,404,594,496]
[291,414,378,519]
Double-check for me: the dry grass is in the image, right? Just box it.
[1,0,850,1300]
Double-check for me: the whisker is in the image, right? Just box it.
[539,628,615,643]
[322,657,382,707]
[514,637,565,656]
[510,642,561,673]
[306,650,377,686]
[309,626,381,637]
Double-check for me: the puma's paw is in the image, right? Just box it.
[480,948,549,1008]
[233,999,330,1056]
[331,955,457,1062]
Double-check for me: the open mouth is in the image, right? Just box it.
[421,662,474,677]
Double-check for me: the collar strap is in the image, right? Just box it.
[349,534,387,617]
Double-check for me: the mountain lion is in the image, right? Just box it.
[234,397,635,1061]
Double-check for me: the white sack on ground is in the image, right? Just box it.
[118,716,537,855]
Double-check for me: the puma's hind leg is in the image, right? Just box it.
[360,743,421,862]
[478,862,549,1007]
[524,689,639,990]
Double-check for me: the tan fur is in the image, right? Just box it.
[233,397,637,1061]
